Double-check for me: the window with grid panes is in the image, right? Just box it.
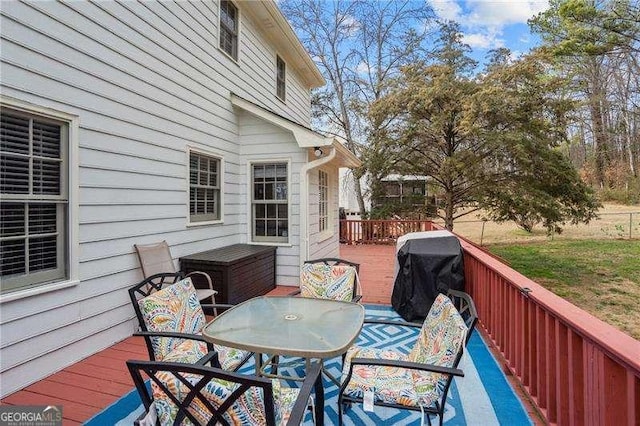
[0,108,68,293]
[318,170,329,232]
[276,55,286,101]
[219,0,238,60]
[189,152,221,223]
[252,163,288,243]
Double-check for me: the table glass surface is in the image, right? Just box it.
[202,296,365,358]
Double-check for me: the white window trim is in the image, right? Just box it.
[186,146,224,227]
[317,168,333,242]
[0,96,79,303]
[247,158,291,245]
[218,0,241,64]
[276,54,286,102]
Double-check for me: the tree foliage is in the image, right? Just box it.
[530,0,640,192]
[280,0,434,215]
[370,23,600,233]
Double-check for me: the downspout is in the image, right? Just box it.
[299,146,337,268]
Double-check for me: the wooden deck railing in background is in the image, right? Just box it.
[340,219,434,244]
[344,218,639,424]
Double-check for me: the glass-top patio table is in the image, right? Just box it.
[203,296,364,424]
[202,295,365,358]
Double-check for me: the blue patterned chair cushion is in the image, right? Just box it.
[152,371,301,426]
[162,340,209,364]
[342,346,440,408]
[300,263,357,301]
[342,294,468,409]
[137,278,249,370]
[138,278,206,360]
[216,345,250,371]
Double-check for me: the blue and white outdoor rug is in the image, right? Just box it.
[86,305,531,425]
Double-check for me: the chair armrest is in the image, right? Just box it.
[134,331,218,365]
[286,361,323,426]
[352,295,363,303]
[363,318,424,328]
[134,331,214,353]
[349,357,464,377]
[197,351,219,366]
[184,270,215,291]
[134,330,210,342]
[200,303,235,316]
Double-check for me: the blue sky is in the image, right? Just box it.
[429,0,550,63]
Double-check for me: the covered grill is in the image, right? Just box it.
[391,231,465,322]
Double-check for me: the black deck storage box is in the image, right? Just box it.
[180,244,277,305]
[391,231,464,322]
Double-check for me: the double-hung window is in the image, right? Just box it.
[219,0,239,60]
[252,162,288,243]
[318,170,329,232]
[189,151,221,223]
[1,108,68,293]
[276,55,286,101]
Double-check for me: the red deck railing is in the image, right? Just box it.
[460,238,640,425]
[340,219,434,244]
[347,219,640,425]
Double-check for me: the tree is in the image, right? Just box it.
[370,23,600,233]
[280,0,433,215]
[369,22,483,229]
[472,51,601,232]
[530,0,640,191]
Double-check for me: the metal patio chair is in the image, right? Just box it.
[134,240,217,303]
[128,274,251,371]
[338,291,478,426]
[290,258,362,302]
[127,358,324,426]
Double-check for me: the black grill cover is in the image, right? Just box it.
[392,234,464,322]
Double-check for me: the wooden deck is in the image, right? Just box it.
[0,245,398,424]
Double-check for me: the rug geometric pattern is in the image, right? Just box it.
[86,305,532,425]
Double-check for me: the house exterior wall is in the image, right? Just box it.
[0,0,316,396]
[237,110,305,285]
[308,165,340,260]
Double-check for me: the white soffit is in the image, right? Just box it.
[230,94,361,168]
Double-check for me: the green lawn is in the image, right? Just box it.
[488,240,640,340]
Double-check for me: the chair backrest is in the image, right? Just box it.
[127,360,278,426]
[133,278,206,360]
[408,293,468,379]
[303,257,360,273]
[134,240,177,278]
[300,262,358,301]
[447,289,478,344]
[128,272,184,327]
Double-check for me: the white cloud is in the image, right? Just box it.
[432,0,463,22]
[339,14,361,37]
[464,1,549,27]
[463,32,505,49]
[429,0,549,51]
[356,61,371,76]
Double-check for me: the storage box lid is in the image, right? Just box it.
[179,244,276,266]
